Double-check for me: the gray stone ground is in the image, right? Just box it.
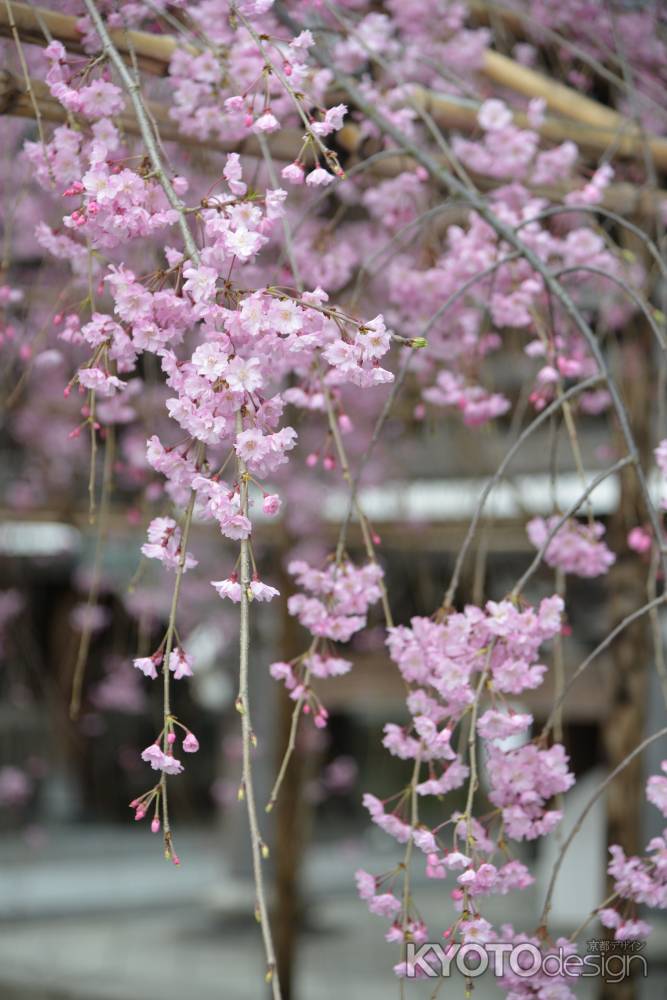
[0,826,664,1000]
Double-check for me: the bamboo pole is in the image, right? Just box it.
[481,48,622,130]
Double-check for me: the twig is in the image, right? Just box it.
[236,410,282,998]
[539,726,667,928]
[69,426,115,719]
[511,456,634,597]
[541,594,667,738]
[442,374,603,608]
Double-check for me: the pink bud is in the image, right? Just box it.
[151,817,161,834]
[183,732,199,753]
[172,854,181,866]
[134,808,146,822]
[323,455,336,471]
[628,526,652,554]
[338,414,352,433]
[262,494,281,517]
[167,732,177,746]
[306,452,319,467]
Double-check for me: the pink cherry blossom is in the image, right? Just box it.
[167,648,193,680]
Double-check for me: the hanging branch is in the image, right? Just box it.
[75,3,282,992]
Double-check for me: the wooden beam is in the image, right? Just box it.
[2,67,665,219]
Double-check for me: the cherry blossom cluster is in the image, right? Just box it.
[269,558,384,727]
[133,647,193,682]
[356,596,578,963]
[363,97,638,428]
[19,5,405,871]
[515,1,667,129]
[457,99,615,203]
[141,517,198,573]
[598,761,667,941]
[130,720,201,859]
[527,516,616,578]
[168,9,347,186]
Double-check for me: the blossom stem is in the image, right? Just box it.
[568,891,619,944]
[266,655,314,813]
[158,441,204,852]
[87,391,97,522]
[442,374,603,609]
[322,382,394,627]
[70,425,115,719]
[399,755,420,996]
[236,409,282,998]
